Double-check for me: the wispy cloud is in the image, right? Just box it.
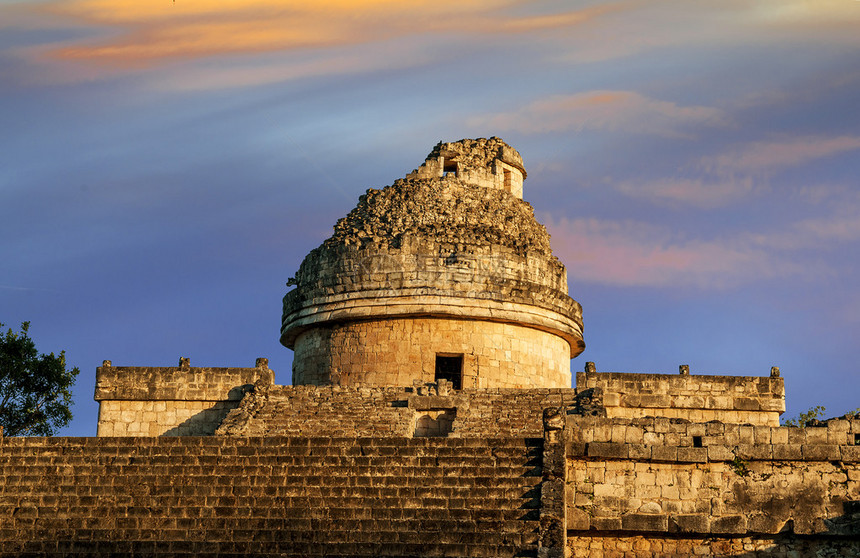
[612,176,757,209]
[610,136,860,208]
[546,179,860,288]
[546,217,793,289]
[700,136,860,174]
[33,0,606,67]
[469,91,727,137]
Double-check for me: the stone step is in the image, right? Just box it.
[0,437,543,557]
[0,483,539,500]
[3,540,539,558]
[1,501,540,521]
[0,436,541,452]
[0,468,542,484]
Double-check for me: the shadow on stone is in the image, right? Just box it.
[162,401,239,436]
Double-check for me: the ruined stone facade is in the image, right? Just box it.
[2,138,858,557]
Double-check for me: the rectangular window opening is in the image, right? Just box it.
[443,159,458,177]
[692,436,703,448]
[435,354,463,390]
[855,433,860,446]
[503,169,512,192]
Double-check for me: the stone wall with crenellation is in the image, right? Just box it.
[95,358,275,436]
[576,368,785,426]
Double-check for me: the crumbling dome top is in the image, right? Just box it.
[406,137,527,198]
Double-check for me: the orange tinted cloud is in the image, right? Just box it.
[39,0,606,67]
[469,91,727,137]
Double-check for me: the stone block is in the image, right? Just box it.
[651,446,677,462]
[805,427,828,444]
[772,443,802,461]
[707,445,733,461]
[676,447,708,463]
[628,444,651,460]
[566,442,586,457]
[734,397,761,411]
[587,442,628,459]
[770,427,788,445]
[566,506,590,531]
[590,517,622,531]
[840,446,860,462]
[801,444,841,461]
[710,515,747,534]
[621,513,668,532]
[747,514,789,534]
[669,514,709,533]
[734,444,771,460]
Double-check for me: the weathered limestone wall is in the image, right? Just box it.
[566,534,860,557]
[94,358,274,436]
[576,369,785,426]
[292,317,572,388]
[563,416,860,557]
[216,384,602,438]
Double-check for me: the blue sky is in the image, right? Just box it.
[2,0,859,435]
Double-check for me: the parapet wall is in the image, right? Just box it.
[561,416,860,556]
[95,358,274,436]
[576,368,785,426]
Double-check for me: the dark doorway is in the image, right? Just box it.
[435,354,463,390]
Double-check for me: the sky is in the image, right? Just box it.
[1,0,859,436]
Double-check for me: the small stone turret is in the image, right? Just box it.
[406,137,527,198]
[281,138,584,389]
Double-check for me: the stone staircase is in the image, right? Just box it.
[0,436,543,557]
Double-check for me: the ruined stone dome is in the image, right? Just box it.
[282,138,584,389]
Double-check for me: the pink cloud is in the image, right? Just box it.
[544,217,805,289]
[608,136,860,209]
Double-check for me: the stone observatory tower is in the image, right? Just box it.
[281,137,584,389]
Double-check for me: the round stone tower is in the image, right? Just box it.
[281,137,584,389]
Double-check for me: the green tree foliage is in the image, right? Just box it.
[0,322,79,436]
[781,405,826,427]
